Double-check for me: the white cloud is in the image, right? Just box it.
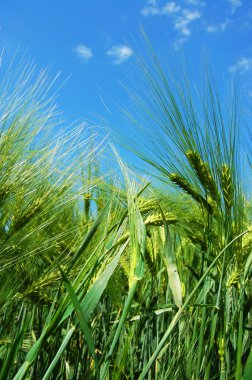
[74,44,93,60]
[163,2,181,14]
[228,0,242,14]
[142,1,180,16]
[174,9,201,36]
[206,20,229,33]
[229,57,252,74]
[107,45,133,64]
[141,6,159,16]
[141,1,202,47]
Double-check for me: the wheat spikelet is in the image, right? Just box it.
[26,290,53,305]
[221,164,233,211]
[111,212,177,249]
[144,212,177,226]
[186,150,220,203]
[242,233,252,257]
[12,199,43,230]
[139,199,159,213]
[16,288,53,305]
[169,173,213,214]
[226,270,240,288]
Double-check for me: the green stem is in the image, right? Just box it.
[100,279,138,380]
[196,307,207,378]
[235,304,244,380]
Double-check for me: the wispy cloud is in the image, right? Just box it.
[163,2,181,14]
[228,0,242,14]
[229,57,252,74]
[174,9,201,36]
[141,1,203,48]
[107,44,133,64]
[74,44,93,61]
[206,19,229,33]
[141,1,180,16]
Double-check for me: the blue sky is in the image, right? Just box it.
[0,0,251,127]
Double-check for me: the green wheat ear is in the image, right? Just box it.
[169,173,213,214]
[186,150,220,203]
[221,164,233,211]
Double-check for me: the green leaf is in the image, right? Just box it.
[67,203,109,274]
[0,328,26,380]
[13,333,47,380]
[81,246,125,320]
[60,242,126,325]
[243,348,252,380]
[58,265,99,376]
[41,326,75,380]
[162,211,182,308]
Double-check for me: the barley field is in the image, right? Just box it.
[0,51,251,380]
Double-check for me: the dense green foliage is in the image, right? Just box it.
[0,53,252,380]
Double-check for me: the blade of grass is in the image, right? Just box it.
[58,265,99,378]
[41,326,75,380]
[243,348,252,380]
[66,202,109,275]
[60,241,128,325]
[0,328,26,380]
